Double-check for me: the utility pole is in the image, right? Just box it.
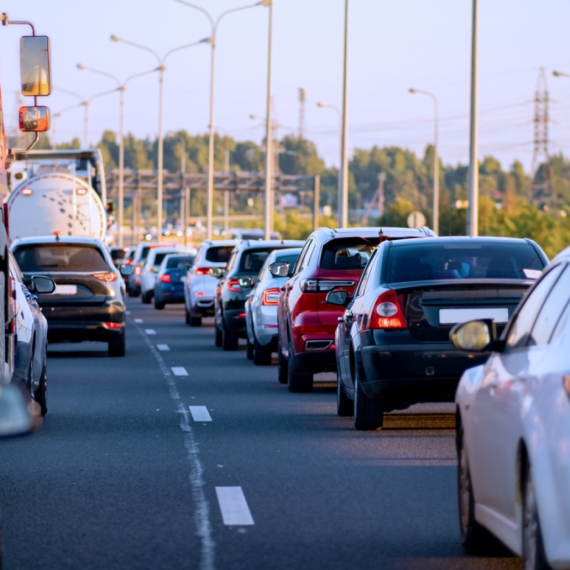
[339,0,350,228]
[298,88,306,139]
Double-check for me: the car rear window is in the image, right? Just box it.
[205,246,234,263]
[166,255,195,269]
[386,241,545,283]
[13,244,110,272]
[110,248,129,261]
[239,248,274,273]
[320,238,378,270]
[153,251,179,266]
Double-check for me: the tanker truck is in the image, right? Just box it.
[8,149,108,242]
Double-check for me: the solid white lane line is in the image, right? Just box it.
[144,329,156,335]
[136,328,214,570]
[215,487,254,526]
[189,406,212,422]
[134,318,143,323]
[126,310,131,315]
[157,344,170,351]
[172,366,188,376]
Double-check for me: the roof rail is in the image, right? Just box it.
[317,227,335,237]
[421,226,437,237]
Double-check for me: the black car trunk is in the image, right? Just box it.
[393,279,531,342]
[24,272,109,307]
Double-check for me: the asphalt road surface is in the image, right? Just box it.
[0,301,521,570]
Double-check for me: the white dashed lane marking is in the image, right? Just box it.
[215,487,254,526]
[171,367,188,376]
[134,318,143,323]
[157,344,170,351]
[189,406,212,422]
[144,329,156,335]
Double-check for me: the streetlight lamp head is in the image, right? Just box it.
[110,34,124,42]
[256,0,272,6]
[316,102,325,107]
[77,63,87,70]
[553,71,563,77]
[409,88,418,94]
[200,36,213,44]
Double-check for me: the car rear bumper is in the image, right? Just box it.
[156,284,185,304]
[293,347,337,373]
[223,307,247,336]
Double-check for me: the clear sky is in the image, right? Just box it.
[2,0,570,172]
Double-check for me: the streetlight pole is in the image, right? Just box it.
[263,1,273,239]
[339,0,350,228]
[77,65,158,246]
[173,0,272,240]
[111,36,209,243]
[409,88,439,235]
[467,0,479,237]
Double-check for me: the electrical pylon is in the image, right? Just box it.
[298,88,306,139]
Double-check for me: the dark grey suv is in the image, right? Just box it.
[213,239,304,350]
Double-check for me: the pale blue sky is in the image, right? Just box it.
[2,0,570,171]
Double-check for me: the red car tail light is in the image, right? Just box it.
[369,290,407,330]
[105,322,122,329]
[93,272,118,282]
[227,279,241,293]
[261,287,280,305]
[194,267,211,275]
[134,265,142,276]
[300,279,355,293]
[160,273,172,283]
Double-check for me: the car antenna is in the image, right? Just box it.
[378,228,388,243]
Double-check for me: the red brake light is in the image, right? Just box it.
[195,267,211,275]
[93,272,118,283]
[160,273,172,283]
[227,279,241,293]
[262,287,280,306]
[369,290,406,330]
[104,322,122,329]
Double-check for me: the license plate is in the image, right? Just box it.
[439,308,509,325]
[52,284,77,295]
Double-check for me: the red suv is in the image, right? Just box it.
[277,227,435,392]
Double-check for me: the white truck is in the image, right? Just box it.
[7,149,108,242]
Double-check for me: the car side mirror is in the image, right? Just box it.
[269,261,290,278]
[326,290,351,306]
[450,319,502,352]
[239,276,253,288]
[209,267,224,279]
[30,275,55,294]
[0,383,40,438]
[120,265,134,277]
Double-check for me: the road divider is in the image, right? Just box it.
[215,487,254,526]
[189,406,212,422]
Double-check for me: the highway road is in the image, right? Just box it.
[0,301,521,570]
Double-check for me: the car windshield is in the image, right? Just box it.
[166,255,195,269]
[239,248,275,274]
[205,246,234,263]
[320,238,378,270]
[386,241,545,283]
[13,244,110,272]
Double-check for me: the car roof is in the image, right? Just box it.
[314,226,435,240]
[201,239,239,248]
[271,247,303,256]
[12,236,105,247]
[388,236,534,247]
[236,239,305,250]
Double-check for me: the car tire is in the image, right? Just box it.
[353,365,383,430]
[287,337,312,393]
[214,320,223,347]
[34,364,48,417]
[222,322,238,351]
[108,330,126,357]
[523,458,552,570]
[190,314,202,327]
[141,290,152,304]
[154,298,165,310]
[185,306,191,325]
[277,340,288,384]
[458,424,491,554]
[253,344,272,366]
[337,376,353,417]
[128,287,139,298]
[246,337,254,360]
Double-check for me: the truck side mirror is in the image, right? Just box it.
[20,36,51,96]
[19,106,50,132]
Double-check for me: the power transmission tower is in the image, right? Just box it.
[298,88,306,139]
[530,68,553,206]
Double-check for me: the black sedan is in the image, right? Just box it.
[331,236,548,430]
[11,236,127,357]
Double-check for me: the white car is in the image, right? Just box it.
[453,248,570,570]
[245,248,302,365]
[184,240,237,326]
[141,247,195,304]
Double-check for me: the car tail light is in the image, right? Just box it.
[369,290,407,330]
[125,259,133,265]
[93,272,118,282]
[105,322,122,329]
[227,279,241,293]
[194,267,211,275]
[135,266,142,276]
[262,287,280,305]
[300,279,355,293]
[160,273,172,283]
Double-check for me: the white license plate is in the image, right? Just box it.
[52,285,77,295]
[439,308,509,325]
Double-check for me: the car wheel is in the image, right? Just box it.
[34,364,48,417]
[154,298,165,310]
[523,459,552,570]
[287,337,312,393]
[337,375,353,417]
[246,337,254,360]
[185,306,191,325]
[214,320,223,347]
[222,322,238,351]
[277,340,288,384]
[141,290,152,304]
[353,364,383,430]
[253,344,272,366]
[458,424,490,553]
[108,330,126,357]
[128,287,139,298]
[190,314,202,327]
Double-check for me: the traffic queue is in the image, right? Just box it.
[121,224,570,570]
